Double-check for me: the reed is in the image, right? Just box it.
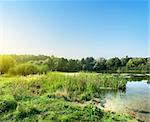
[0,72,136,122]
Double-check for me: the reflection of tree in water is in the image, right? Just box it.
[147,80,150,84]
[126,75,150,81]
[102,80,150,122]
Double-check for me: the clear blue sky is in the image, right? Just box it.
[0,0,148,59]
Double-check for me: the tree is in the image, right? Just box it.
[0,55,16,74]
[80,58,86,70]
[93,58,106,72]
[67,59,80,72]
[126,58,146,69]
[82,57,95,71]
[121,56,130,66]
[57,58,68,71]
[146,58,150,73]
[9,63,39,76]
[43,58,55,71]
[106,57,121,70]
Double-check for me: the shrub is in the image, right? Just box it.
[9,63,39,76]
[0,99,17,113]
[0,55,16,74]
[37,65,49,74]
[16,105,41,119]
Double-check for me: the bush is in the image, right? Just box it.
[16,105,41,119]
[37,65,49,74]
[9,63,39,76]
[0,55,16,74]
[0,99,17,113]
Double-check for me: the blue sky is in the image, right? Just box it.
[0,0,148,59]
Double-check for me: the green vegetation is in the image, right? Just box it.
[0,72,139,121]
[0,55,16,74]
[0,55,149,75]
[0,55,147,121]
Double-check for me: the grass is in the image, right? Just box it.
[0,72,139,121]
[0,96,138,122]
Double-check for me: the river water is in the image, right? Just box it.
[101,79,150,122]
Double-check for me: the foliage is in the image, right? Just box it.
[0,73,138,122]
[127,58,146,69]
[106,57,121,70]
[9,63,39,76]
[0,55,16,74]
[0,54,149,75]
[93,58,106,72]
[0,99,17,113]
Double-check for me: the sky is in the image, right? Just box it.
[0,0,149,59]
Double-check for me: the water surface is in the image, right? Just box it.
[101,80,150,122]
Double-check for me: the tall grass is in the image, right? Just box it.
[0,72,138,122]
[0,72,126,102]
[46,72,126,101]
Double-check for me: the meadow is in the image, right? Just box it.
[0,72,140,121]
[0,0,149,121]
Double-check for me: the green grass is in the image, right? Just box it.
[0,72,138,121]
[0,96,138,122]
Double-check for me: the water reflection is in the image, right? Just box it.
[126,75,150,82]
[101,80,150,122]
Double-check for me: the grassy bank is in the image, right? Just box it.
[0,72,139,121]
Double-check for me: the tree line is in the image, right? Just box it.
[0,55,149,75]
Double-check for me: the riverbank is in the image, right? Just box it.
[98,80,150,122]
[0,72,140,121]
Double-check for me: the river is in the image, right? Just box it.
[100,77,150,122]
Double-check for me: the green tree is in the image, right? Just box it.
[67,59,80,72]
[57,58,68,72]
[93,58,106,72]
[43,58,55,71]
[83,57,95,71]
[0,55,16,74]
[121,56,130,66]
[106,57,121,70]
[9,63,39,76]
[126,58,146,69]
